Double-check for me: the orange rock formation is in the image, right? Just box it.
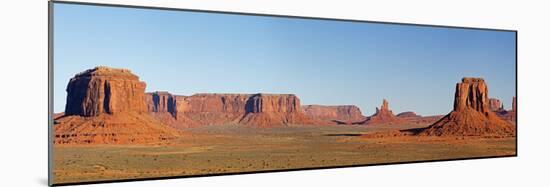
[301,105,366,124]
[146,92,316,128]
[419,78,515,136]
[356,99,403,125]
[55,67,179,144]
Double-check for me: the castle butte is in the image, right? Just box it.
[301,105,366,124]
[146,92,317,128]
[54,67,180,144]
[354,99,404,125]
[418,78,515,136]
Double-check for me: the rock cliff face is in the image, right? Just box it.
[239,94,315,127]
[489,98,504,112]
[356,99,402,125]
[146,92,315,127]
[146,91,177,117]
[55,67,179,144]
[64,67,147,116]
[302,105,366,124]
[419,78,515,136]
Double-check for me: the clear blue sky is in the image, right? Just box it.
[53,3,516,116]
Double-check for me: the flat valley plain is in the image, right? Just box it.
[53,123,516,184]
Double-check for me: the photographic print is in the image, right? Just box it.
[50,2,517,185]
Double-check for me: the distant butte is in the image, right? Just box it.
[301,105,366,124]
[355,99,403,125]
[396,111,421,118]
[489,98,505,112]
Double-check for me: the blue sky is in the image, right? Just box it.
[53,3,516,116]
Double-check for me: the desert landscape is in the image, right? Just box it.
[52,66,516,184]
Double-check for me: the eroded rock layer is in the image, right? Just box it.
[419,78,515,137]
[356,99,403,125]
[396,111,420,118]
[146,92,316,127]
[55,67,179,144]
[64,67,147,116]
[302,105,366,124]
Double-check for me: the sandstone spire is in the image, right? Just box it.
[357,99,401,125]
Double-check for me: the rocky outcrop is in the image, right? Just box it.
[146,92,316,128]
[55,67,179,144]
[497,96,517,124]
[394,112,444,125]
[302,105,366,124]
[146,91,177,117]
[240,94,316,127]
[489,98,504,112]
[396,111,421,118]
[356,99,403,125]
[64,66,147,116]
[419,78,515,137]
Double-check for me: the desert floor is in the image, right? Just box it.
[53,123,516,184]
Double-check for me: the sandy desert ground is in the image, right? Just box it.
[53,123,516,184]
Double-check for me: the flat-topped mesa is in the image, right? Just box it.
[246,93,300,113]
[146,92,315,127]
[396,111,421,118]
[419,77,515,137]
[180,93,252,113]
[64,66,147,116]
[302,105,366,124]
[240,93,315,127]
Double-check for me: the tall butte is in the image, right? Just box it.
[419,77,515,136]
[54,67,179,144]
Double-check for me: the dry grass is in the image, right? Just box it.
[53,124,516,184]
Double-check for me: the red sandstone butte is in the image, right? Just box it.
[302,105,366,124]
[419,78,515,137]
[54,67,179,144]
[64,66,147,116]
[146,92,317,128]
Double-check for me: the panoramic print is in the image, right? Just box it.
[52,3,517,184]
